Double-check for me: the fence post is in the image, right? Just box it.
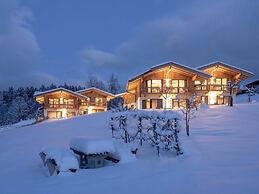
[138,116,143,146]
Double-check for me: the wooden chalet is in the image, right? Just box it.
[123,61,254,109]
[77,87,115,113]
[34,87,114,119]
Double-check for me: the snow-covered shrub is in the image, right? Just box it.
[110,110,183,156]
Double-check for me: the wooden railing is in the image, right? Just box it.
[194,85,228,91]
[48,104,76,109]
[89,102,107,107]
[143,87,187,94]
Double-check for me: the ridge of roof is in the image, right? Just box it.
[128,61,211,82]
[76,87,115,97]
[197,61,255,76]
[34,87,88,99]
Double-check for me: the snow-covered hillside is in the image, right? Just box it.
[0,102,259,194]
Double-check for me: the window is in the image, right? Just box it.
[222,78,227,85]
[54,99,59,104]
[90,97,95,102]
[49,98,54,104]
[194,81,201,85]
[146,80,162,93]
[68,99,74,105]
[142,99,162,109]
[179,80,185,87]
[60,98,64,104]
[96,97,104,104]
[215,78,222,85]
[81,99,87,106]
[172,80,179,87]
[142,99,151,109]
[172,80,186,93]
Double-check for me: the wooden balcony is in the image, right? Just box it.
[89,102,107,107]
[142,87,187,94]
[194,85,228,91]
[48,104,77,109]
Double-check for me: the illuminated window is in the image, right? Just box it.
[68,99,74,105]
[49,99,54,104]
[179,80,185,87]
[60,98,64,104]
[172,80,179,87]
[222,78,227,85]
[194,81,201,85]
[172,80,186,93]
[146,80,162,93]
[215,78,222,85]
[54,99,59,104]
[152,80,162,87]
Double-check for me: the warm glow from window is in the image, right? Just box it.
[172,80,178,87]
[164,79,171,87]
[208,91,217,104]
[222,78,227,85]
[194,81,201,85]
[152,80,162,87]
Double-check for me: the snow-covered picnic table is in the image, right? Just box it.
[69,137,119,168]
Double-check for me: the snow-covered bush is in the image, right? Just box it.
[110,110,183,156]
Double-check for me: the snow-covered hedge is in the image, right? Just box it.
[110,110,183,156]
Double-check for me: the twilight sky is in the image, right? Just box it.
[0,0,259,89]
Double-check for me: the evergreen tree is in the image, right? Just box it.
[86,75,106,91]
[107,73,122,95]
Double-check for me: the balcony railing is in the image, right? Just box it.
[89,102,107,107]
[194,85,228,91]
[143,87,187,94]
[48,104,76,109]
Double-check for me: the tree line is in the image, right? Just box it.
[0,74,124,126]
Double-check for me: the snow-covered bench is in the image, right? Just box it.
[69,137,119,169]
[39,148,79,176]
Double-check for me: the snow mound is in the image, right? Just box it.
[43,147,79,172]
[70,137,117,155]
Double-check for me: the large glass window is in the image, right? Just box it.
[146,80,162,93]
[142,99,162,109]
[172,80,186,93]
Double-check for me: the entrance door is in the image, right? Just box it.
[56,111,62,119]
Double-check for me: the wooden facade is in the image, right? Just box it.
[123,61,254,109]
[77,88,114,113]
[35,87,114,119]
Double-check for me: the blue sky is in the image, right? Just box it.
[0,0,259,89]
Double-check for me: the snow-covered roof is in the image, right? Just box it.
[77,87,115,97]
[70,137,117,155]
[196,61,255,76]
[128,61,211,83]
[34,88,88,99]
[115,92,127,97]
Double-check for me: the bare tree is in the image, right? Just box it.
[228,80,240,107]
[178,93,197,136]
[246,86,256,103]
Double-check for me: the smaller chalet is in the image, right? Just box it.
[34,87,115,119]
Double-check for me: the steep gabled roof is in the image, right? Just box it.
[128,61,211,83]
[77,87,115,97]
[197,61,255,77]
[34,88,88,99]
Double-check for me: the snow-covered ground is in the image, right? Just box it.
[0,97,259,194]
